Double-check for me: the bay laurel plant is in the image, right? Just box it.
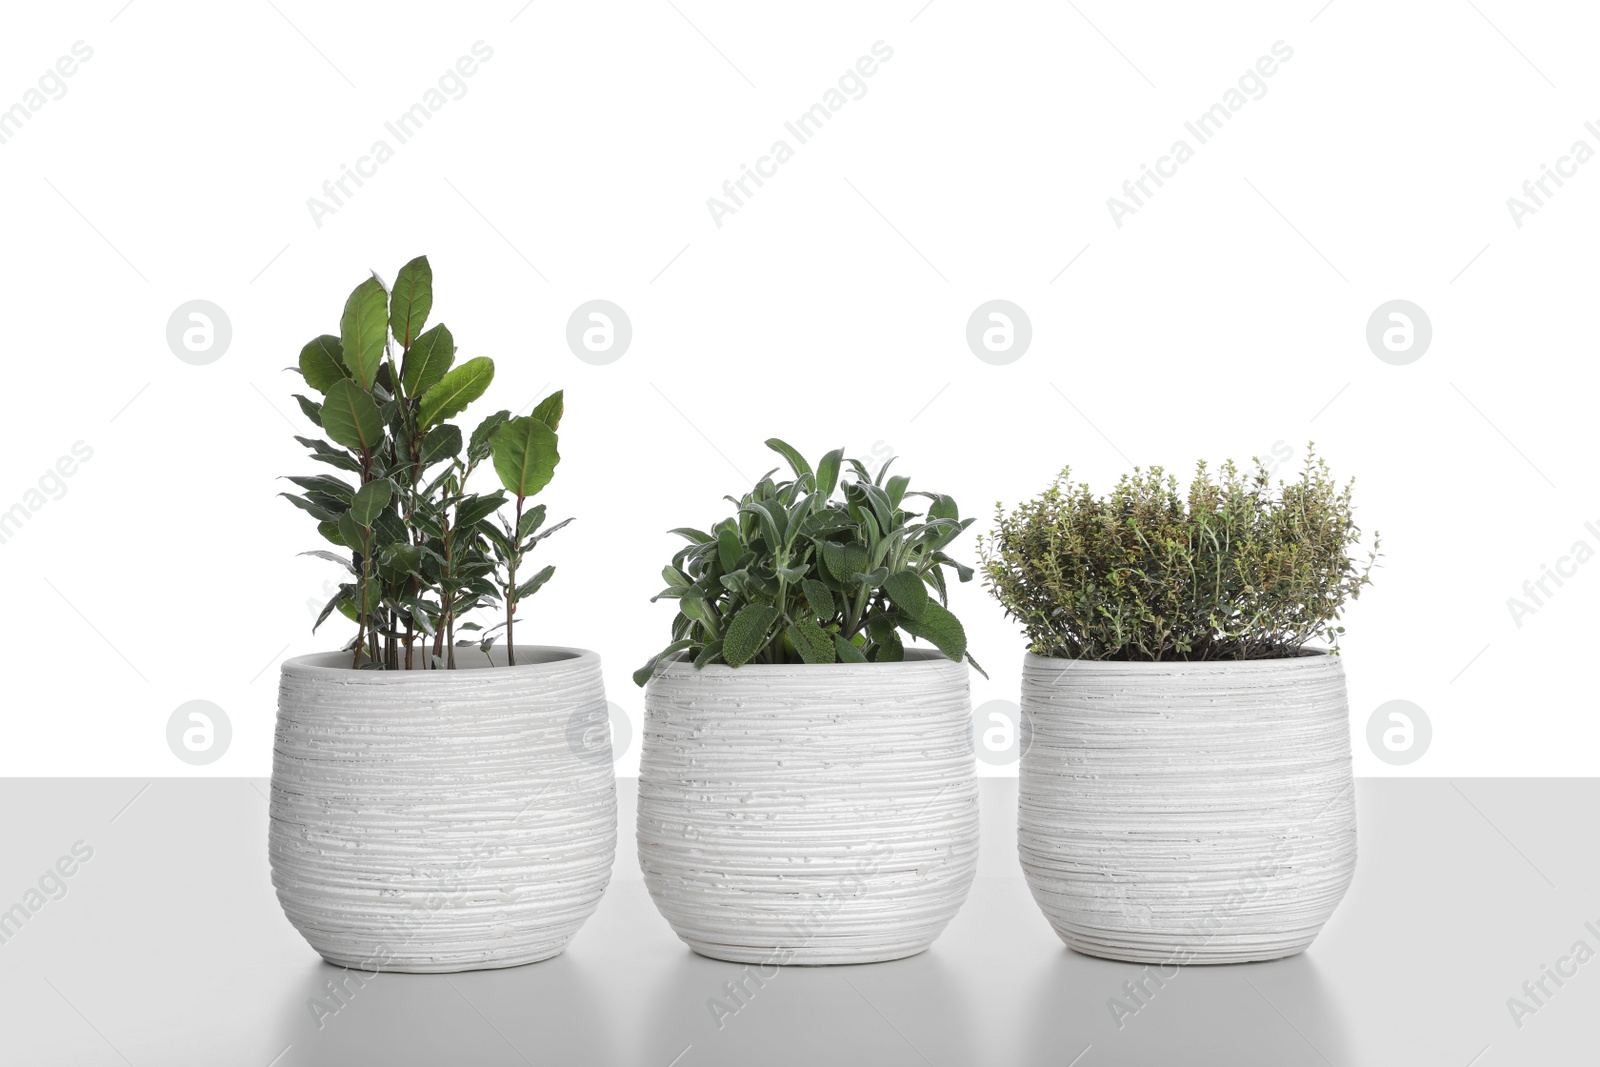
[633,440,986,686]
[980,447,1378,661]
[282,256,568,669]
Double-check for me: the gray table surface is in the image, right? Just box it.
[0,778,1593,1065]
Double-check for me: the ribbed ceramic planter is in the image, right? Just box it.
[638,650,980,965]
[1018,651,1357,965]
[269,645,617,973]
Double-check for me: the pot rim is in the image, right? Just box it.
[1022,647,1338,672]
[650,646,963,678]
[280,644,598,682]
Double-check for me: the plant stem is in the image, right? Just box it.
[439,503,454,668]
[506,495,523,667]
[353,449,373,669]
[354,530,373,670]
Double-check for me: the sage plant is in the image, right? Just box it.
[636,439,984,684]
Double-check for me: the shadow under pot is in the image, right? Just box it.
[638,650,980,965]
[1018,651,1357,965]
[269,645,617,973]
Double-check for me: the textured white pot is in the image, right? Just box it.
[269,645,617,973]
[638,650,980,965]
[1018,651,1357,965]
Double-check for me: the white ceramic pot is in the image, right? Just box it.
[638,650,980,965]
[1018,651,1357,964]
[269,645,617,973]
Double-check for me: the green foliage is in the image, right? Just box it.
[401,323,453,397]
[418,356,494,428]
[979,447,1379,661]
[634,440,984,686]
[389,255,433,348]
[281,257,568,669]
[483,409,566,666]
[318,379,384,453]
[490,415,560,499]
[339,277,389,389]
[298,336,346,392]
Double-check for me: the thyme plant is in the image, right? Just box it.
[980,448,1378,661]
[634,440,985,685]
[282,256,566,669]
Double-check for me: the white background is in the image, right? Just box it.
[1,0,1594,777]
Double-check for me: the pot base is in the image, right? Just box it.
[686,942,931,967]
[1055,931,1317,966]
[314,945,570,974]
